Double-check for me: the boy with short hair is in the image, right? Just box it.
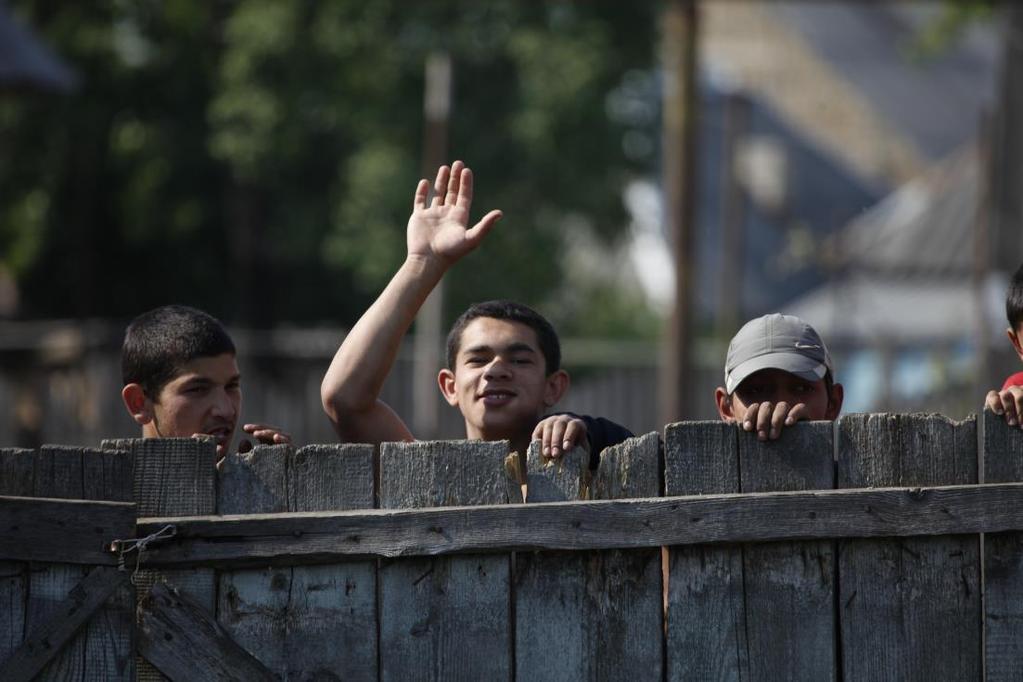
[715,313,844,440]
[320,161,631,466]
[985,263,1023,426]
[120,305,290,458]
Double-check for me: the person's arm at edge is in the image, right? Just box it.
[320,161,502,445]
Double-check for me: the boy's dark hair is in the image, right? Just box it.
[446,300,561,375]
[1007,263,1023,331]
[121,305,235,399]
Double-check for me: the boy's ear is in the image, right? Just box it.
[715,387,736,422]
[437,368,459,406]
[543,370,570,408]
[826,383,844,420]
[121,383,154,426]
[1009,328,1023,359]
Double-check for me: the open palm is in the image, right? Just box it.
[407,160,502,264]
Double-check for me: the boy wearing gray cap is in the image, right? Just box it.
[715,313,844,441]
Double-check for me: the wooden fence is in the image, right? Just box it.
[2,412,1023,680]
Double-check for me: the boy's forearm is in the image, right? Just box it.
[321,256,448,424]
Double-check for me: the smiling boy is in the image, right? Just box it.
[715,313,843,440]
[120,305,290,458]
[320,161,631,464]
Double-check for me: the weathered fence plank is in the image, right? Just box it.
[982,409,1023,681]
[516,443,591,680]
[0,495,133,564]
[516,434,663,681]
[138,582,276,682]
[837,413,981,681]
[105,437,216,682]
[0,448,35,666]
[216,443,377,680]
[129,480,1023,566]
[27,445,135,680]
[664,420,746,681]
[741,421,836,681]
[589,433,663,679]
[0,567,128,682]
[379,440,511,682]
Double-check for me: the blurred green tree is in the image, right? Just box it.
[0,0,659,337]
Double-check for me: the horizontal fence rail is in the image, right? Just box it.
[113,482,1023,568]
[1,412,1023,681]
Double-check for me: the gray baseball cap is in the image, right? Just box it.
[724,313,833,394]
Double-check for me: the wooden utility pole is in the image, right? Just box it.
[718,91,749,338]
[983,7,1023,389]
[659,0,699,426]
[412,51,452,440]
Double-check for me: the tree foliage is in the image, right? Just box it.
[0,0,660,336]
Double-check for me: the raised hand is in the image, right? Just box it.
[407,160,503,266]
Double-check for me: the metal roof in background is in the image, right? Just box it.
[770,2,998,161]
[0,3,77,93]
[830,143,981,278]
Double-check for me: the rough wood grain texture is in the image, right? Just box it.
[0,567,128,682]
[0,495,134,564]
[0,448,34,666]
[517,441,590,680]
[105,437,216,682]
[593,435,662,678]
[982,409,1023,681]
[837,413,980,682]
[104,438,217,606]
[664,421,747,681]
[523,432,663,681]
[739,421,836,682]
[27,445,135,681]
[138,582,276,682]
[131,480,1023,565]
[379,439,511,682]
[524,441,589,503]
[217,443,377,680]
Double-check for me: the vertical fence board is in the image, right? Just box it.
[516,443,590,681]
[664,421,746,681]
[27,445,134,680]
[983,410,1023,681]
[0,448,34,666]
[590,433,663,679]
[379,440,511,682]
[837,413,981,681]
[516,436,663,681]
[104,437,216,682]
[216,443,378,680]
[738,422,836,681]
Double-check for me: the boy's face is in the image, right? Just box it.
[131,353,242,456]
[724,368,838,422]
[438,317,567,444]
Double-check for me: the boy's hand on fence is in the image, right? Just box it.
[407,160,502,269]
[532,414,589,459]
[986,386,1023,427]
[242,423,292,446]
[741,401,808,441]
